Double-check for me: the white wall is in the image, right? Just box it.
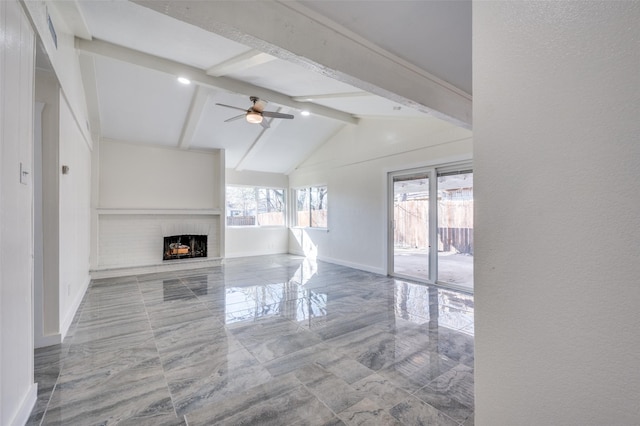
[225,169,289,258]
[24,0,95,347]
[0,1,37,424]
[96,141,224,273]
[226,169,288,188]
[100,140,220,209]
[23,1,92,147]
[58,96,92,337]
[288,116,472,273]
[474,2,640,425]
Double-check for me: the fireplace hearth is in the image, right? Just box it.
[163,234,207,261]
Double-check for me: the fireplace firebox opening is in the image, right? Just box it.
[163,234,207,261]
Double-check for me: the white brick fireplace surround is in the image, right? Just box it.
[93,211,222,279]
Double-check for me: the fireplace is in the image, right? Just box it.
[163,234,207,261]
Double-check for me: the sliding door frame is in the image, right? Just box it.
[387,161,473,292]
[387,166,437,282]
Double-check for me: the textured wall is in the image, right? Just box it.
[474,2,640,424]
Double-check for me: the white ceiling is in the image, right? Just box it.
[55,0,471,174]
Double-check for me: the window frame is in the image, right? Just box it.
[225,185,287,228]
[292,185,328,229]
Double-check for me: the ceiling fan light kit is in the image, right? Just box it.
[216,96,294,128]
[246,111,263,124]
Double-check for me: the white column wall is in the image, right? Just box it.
[58,96,92,337]
[474,2,640,425]
[0,1,37,424]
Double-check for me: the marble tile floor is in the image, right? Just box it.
[27,254,474,426]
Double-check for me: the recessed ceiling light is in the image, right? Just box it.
[177,77,191,85]
[301,110,311,116]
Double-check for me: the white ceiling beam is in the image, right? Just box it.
[292,92,372,102]
[207,49,277,77]
[235,109,286,172]
[132,0,472,128]
[75,38,358,125]
[50,0,92,40]
[78,54,101,139]
[178,85,210,150]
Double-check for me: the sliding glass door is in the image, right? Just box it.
[437,170,473,289]
[391,172,432,281]
[389,165,473,291]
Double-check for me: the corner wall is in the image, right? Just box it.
[474,2,640,424]
[288,116,472,273]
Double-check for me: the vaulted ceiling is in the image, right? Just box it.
[53,0,471,174]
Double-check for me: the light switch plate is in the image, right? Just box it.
[20,162,29,185]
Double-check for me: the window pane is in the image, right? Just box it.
[257,188,285,226]
[393,174,429,281]
[226,186,256,226]
[296,188,310,227]
[310,186,327,228]
[437,172,473,289]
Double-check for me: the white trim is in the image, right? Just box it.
[97,208,222,215]
[316,255,386,276]
[9,383,37,426]
[287,249,384,275]
[60,276,90,341]
[226,249,288,259]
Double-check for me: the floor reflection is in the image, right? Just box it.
[28,254,475,426]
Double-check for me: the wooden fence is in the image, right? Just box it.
[297,210,327,228]
[226,212,284,226]
[394,197,473,254]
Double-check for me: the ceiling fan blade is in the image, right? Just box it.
[261,111,294,119]
[216,103,248,112]
[260,119,271,130]
[224,114,246,123]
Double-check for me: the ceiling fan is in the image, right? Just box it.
[216,96,294,129]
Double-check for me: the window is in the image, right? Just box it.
[226,186,286,226]
[295,186,327,228]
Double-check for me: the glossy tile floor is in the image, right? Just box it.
[28,255,474,425]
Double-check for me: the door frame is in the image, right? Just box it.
[387,161,474,292]
[387,166,437,283]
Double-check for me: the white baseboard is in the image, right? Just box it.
[286,250,386,276]
[317,255,386,275]
[10,383,37,426]
[35,332,62,349]
[60,276,91,341]
[91,258,223,279]
[225,249,288,259]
